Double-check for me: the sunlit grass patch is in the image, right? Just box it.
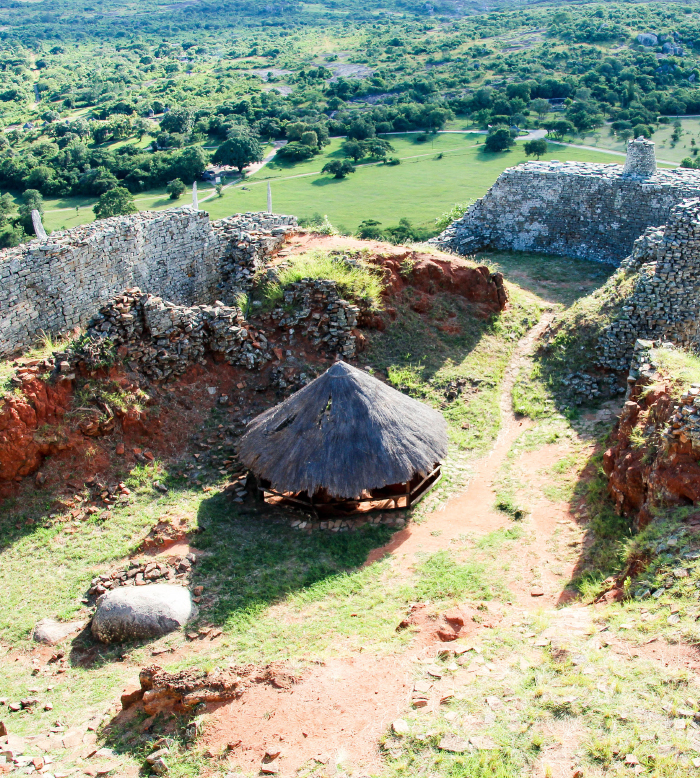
[256,249,385,309]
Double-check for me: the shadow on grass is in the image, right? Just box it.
[190,489,395,628]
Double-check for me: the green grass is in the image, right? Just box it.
[2,246,691,778]
[577,117,700,165]
[42,136,638,234]
[366,285,543,460]
[412,550,500,603]
[257,249,385,309]
[512,270,638,417]
[651,346,700,397]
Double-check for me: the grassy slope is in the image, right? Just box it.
[42,137,634,233]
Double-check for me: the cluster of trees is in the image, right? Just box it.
[5,0,700,241]
[356,216,434,244]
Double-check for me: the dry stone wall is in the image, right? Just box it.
[0,208,296,358]
[597,199,700,371]
[433,141,700,265]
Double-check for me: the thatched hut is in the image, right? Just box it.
[239,361,448,513]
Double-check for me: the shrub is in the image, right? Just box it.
[93,187,137,219]
[435,201,473,231]
[166,178,186,199]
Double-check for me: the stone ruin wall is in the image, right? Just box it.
[0,208,296,358]
[433,141,700,266]
[597,199,700,372]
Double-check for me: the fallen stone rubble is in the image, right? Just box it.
[85,288,269,380]
[88,554,199,597]
[266,277,362,360]
[121,663,300,716]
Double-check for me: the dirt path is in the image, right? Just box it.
[365,312,555,570]
[198,311,611,776]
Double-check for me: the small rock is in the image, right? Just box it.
[438,735,469,753]
[625,754,639,766]
[32,618,85,645]
[426,665,443,678]
[115,444,125,456]
[530,587,544,597]
[151,756,168,775]
[261,759,279,774]
[146,748,170,765]
[392,719,409,736]
[469,735,498,750]
[91,584,197,644]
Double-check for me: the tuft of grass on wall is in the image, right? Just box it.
[256,250,385,309]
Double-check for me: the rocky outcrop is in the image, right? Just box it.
[123,663,299,715]
[370,249,507,313]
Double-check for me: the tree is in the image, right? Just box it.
[530,98,551,120]
[93,187,137,219]
[543,119,575,140]
[166,178,186,199]
[277,141,317,161]
[484,127,514,153]
[523,139,547,160]
[300,130,318,148]
[213,131,263,173]
[160,107,194,135]
[0,192,15,225]
[342,140,365,161]
[321,160,356,179]
[18,189,43,234]
[357,219,383,239]
[216,184,224,198]
[133,117,151,140]
[365,139,394,160]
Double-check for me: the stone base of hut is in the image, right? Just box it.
[254,464,442,517]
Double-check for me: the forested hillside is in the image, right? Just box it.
[0,0,699,243]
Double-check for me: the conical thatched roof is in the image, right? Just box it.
[239,361,448,500]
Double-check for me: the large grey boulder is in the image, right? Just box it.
[91,584,196,644]
[33,618,85,645]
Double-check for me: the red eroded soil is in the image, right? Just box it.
[604,379,700,529]
[282,233,508,314]
[1,234,509,500]
[0,376,75,492]
[202,655,412,773]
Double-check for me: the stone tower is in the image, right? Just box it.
[623,137,657,177]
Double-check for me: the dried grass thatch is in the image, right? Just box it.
[239,361,448,500]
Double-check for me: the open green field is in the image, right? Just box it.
[576,117,700,165]
[42,135,647,234]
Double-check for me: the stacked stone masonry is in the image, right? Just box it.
[273,278,361,360]
[86,289,270,381]
[597,199,700,371]
[433,139,700,265]
[0,208,296,358]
